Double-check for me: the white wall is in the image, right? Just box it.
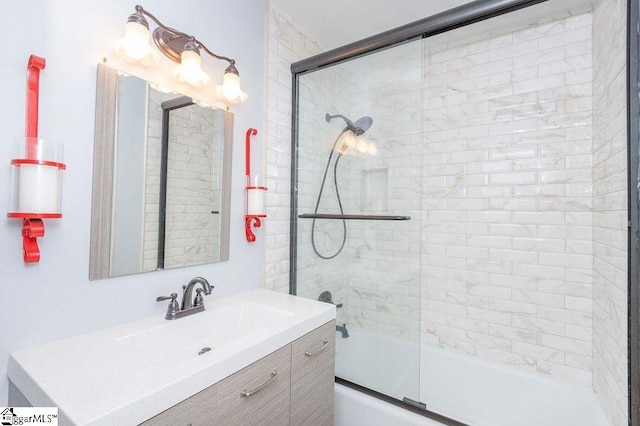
[0,0,265,405]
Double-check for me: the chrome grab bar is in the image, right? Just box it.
[240,371,278,397]
[305,340,329,357]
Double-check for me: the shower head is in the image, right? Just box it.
[353,116,373,135]
[325,112,373,135]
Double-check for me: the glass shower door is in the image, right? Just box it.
[293,40,424,404]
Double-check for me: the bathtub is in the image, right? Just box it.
[333,327,610,426]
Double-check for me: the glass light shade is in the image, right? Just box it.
[357,138,369,153]
[148,82,173,94]
[367,142,378,156]
[192,98,210,108]
[174,50,210,87]
[8,138,64,217]
[114,21,156,64]
[337,132,356,154]
[216,72,248,103]
[246,175,267,217]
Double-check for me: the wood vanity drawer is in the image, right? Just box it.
[290,320,336,426]
[141,321,335,426]
[141,382,219,426]
[216,343,291,426]
[142,344,291,426]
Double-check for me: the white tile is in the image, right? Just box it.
[566,295,593,313]
[538,306,592,328]
[565,324,592,341]
[512,289,565,308]
[513,341,565,363]
[513,315,565,335]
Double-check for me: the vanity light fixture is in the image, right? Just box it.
[114,5,248,103]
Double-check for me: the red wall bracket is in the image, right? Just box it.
[19,54,47,263]
[245,128,266,243]
[26,55,46,141]
[22,219,44,263]
[245,216,262,243]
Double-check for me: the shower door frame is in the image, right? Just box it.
[627,0,640,423]
[289,0,640,425]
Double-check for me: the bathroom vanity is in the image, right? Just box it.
[8,289,335,425]
[143,320,335,425]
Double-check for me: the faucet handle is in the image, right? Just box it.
[156,293,179,320]
[318,291,343,308]
[156,293,178,302]
[194,288,204,307]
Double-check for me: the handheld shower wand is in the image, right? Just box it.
[311,113,373,259]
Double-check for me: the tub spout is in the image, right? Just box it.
[336,323,349,338]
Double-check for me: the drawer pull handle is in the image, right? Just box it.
[240,371,277,397]
[305,340,329,357]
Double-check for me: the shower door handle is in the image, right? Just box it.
[304,340,329,357]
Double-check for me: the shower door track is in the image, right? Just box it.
[335,377,468,426]
[298,213,410,220]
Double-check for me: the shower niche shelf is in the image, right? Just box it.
[298,214,410,221]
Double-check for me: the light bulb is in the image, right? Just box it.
[357,138,369,153]
[114,21,153,62]
[337,133,356,154]
[216,71,248,103]
[367,142,378,156]
[222,72,240,100]
[174,49,210,87]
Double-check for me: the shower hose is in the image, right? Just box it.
[311,130,348,259]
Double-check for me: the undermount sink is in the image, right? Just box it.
[116,300,294,367]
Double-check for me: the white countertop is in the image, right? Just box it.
[8,289,335,425]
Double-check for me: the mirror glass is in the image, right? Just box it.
[90,64,232,280]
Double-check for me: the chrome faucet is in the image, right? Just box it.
[156,277,214,320]
[182,277,213,310]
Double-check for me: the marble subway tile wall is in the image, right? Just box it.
[143,89,162,271]
[266,4,629,410]
[342,42,424,341]
[265,6,336,294]
[144,89,224,270]
[163,105,223,268]
[420,11,595,385]
[295,68,351,315]
[592,0,628,424]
